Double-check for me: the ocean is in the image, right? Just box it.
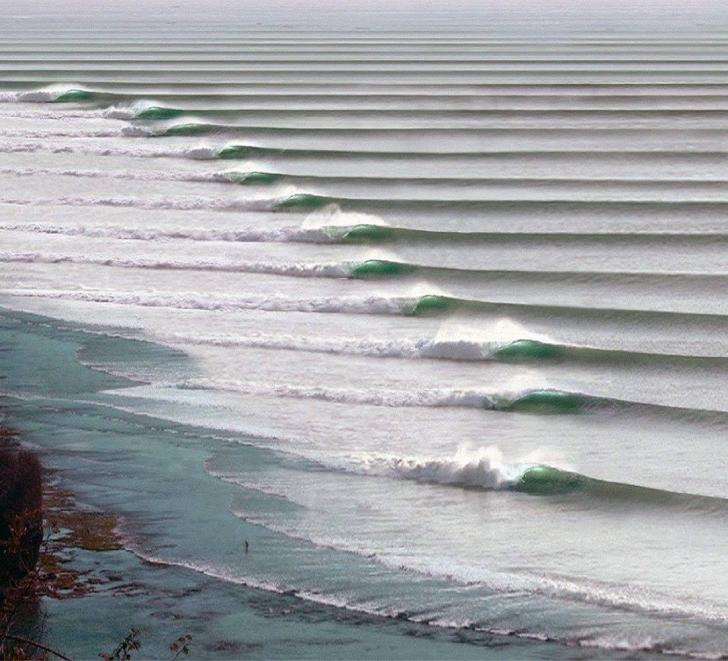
[2,1,728,658]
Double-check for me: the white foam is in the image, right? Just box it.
[0,251,351,278]
[0,222,334,243]
[0,128,122,138]
[433,316,554,348]
[180,377,498,409]
[1,287,412,315]
[0,108,106,120]
[157,329,501,361]
[0,195,278,212]
[353,445,530,489]
[0,139,219,160]
[302,202,389,230]
[0,164,246,184]
[102,98,162,120]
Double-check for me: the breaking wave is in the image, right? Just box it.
[156,330,560,362]
[0,85,97,103]
[345,447,728,512]
[176,378,613,416]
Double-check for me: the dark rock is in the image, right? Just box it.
[0,433,43,590]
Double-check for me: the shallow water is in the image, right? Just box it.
[2,2,728,657]
[0,309,610,660]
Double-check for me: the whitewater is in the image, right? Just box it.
[3,1,728,658]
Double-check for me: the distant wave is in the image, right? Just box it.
[104,102,185,120]
[0,86,97,103]
[273,193,338,210]
[8,286,728,327]
[6,137,728,162]
[9,164,728,193]
[347,258,727,283]
[274,193,728,212]
[120,121,728,140]
[158,330,560,362]
[174,377,664,417]
[338,222,728,244]
[9,253,722,303]
[6,218,728,248]
[346,447,728,511]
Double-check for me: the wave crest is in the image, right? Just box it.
[375,446,527,489]
[274,193,337,211]
[345,447,587,495]
[0,86,95,103]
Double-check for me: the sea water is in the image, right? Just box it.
[2,1,728,657]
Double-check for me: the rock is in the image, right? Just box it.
[0,432,43,590]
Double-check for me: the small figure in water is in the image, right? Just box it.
[244,540,249,554]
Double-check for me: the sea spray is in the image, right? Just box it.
[355,446,582,494]
[381,445,519,489]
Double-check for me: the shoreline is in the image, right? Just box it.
[0,416,557,660]
[0,306,564,660]
[0,424,130,658]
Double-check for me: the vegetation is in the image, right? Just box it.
[0,427,192,659]
[0,430,43,591]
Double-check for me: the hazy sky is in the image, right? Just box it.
[3,0,728,33]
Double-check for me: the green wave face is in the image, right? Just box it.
[505,390,585,414]
[137,106,184,120]
[408,294,454,316]
[273,193,334,211]
[342,224,395,243]
[494,339,564,362]
[217,145,266,160]
[54,89,95,102]
[163,123,213,136]
[217,145,260,159]
[351,260,414,278]
[515,465,585,495]
[227,171,281,185]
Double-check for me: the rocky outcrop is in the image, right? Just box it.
[0,429,42,590]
